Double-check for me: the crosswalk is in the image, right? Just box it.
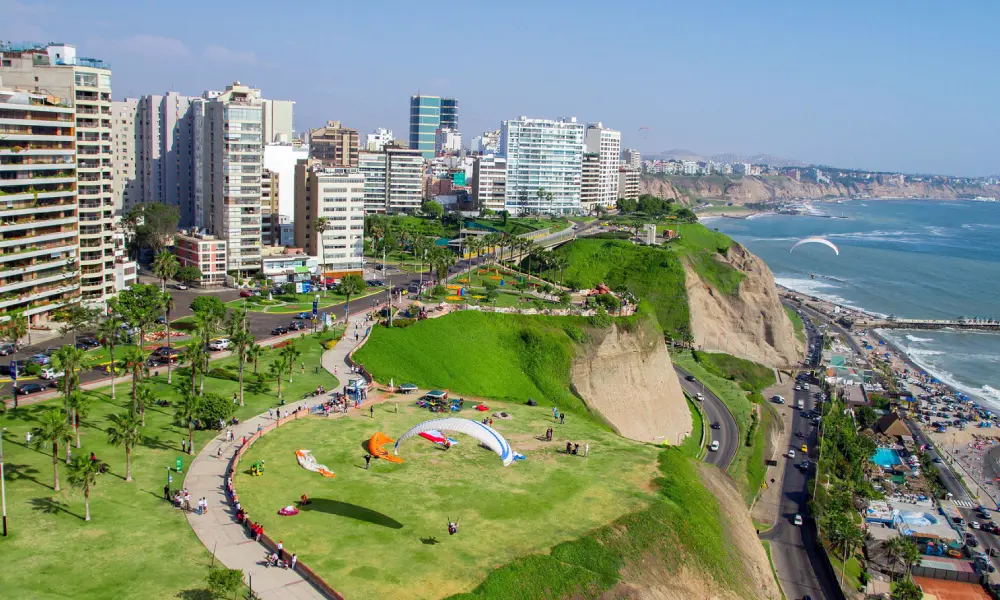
[954,500,976,509]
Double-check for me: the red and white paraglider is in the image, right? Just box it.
[790,237,839,256]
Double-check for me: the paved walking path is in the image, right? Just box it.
[183,311,375,599]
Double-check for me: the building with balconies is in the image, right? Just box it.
[293,160,365,280]
[261,169,279,246]
[358,142,424,214]
[1,42,118,309]
[0,87,81,324]
[173,230,227,288]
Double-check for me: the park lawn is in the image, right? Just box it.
[0,333,339,600]
[828,554,863,593]
[224,289,378,314]
[353,311,599,419]
[236,401,662,600]
[785,307,806,343]
[691,351,776,392]
[678,395,706,459]
[659,222,744,296]
[417,289,561,310]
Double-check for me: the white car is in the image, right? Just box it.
[40,367,65,380]
[794,514,803,526]
[795,385,802,391]
[788,449,796,459]
[695,392,705,401]
[971,521,981,530]
[710,440,720,452]
[208,338,231,351]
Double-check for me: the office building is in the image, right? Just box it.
[500,116,585,215]
[365,128,394,152]
[617,167,640,201]
[580,153,601,212]
[195,82,264,275]
[262,99,294,144]
[293,160,365,278]
[0,87,80,324]
[111,98,139,215]
[309,121,358,168]
[1,42,120,307]
[471,155,507,213]
[435,128,462,156]
[409,95,458,160]
[585,123,621,209]
[261,169,279,245]
[622,148,641,170]
[358,143,424,213]
[173,230,227,287]
[132,92,199,225]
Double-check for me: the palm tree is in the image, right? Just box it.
[31,408,73,491]
[105,410,142,482]
[465,237,483,285]
[182,342,207,396]
[230,330,253,406]
[97,316,123,400]
[67,391,92,450]
[339,273,366,322]
[280,344,301,383]
[550,253,569,286]
[2,310,29,349]
[313,217,330,291]
[269,356,288,402]
[247,342,263,375]
[162,291,176,384]
[119,346,146,414]
[134,384,154,426]
[890,578,922,600]
[152,250,180,293]
[52,345,86,453]
[898,538,921,582]
[175,388,200,455]
[67,455,102,521]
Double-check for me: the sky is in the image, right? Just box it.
[2,0,998,176]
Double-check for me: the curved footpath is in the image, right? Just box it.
[183,311,375,600]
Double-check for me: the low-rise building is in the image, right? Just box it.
[261,248,318,287]
[173,230,228,287]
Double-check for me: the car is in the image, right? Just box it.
[295,312,311,320]
[28,353,51,365]
[374,264,384,270]
[795,431,806,438]
[800,444,808,453]
[695,392,704,401]
[966,534,979,548]
[155,315,166,324]
[772,395,785,404]
[685,375,697,382]
[289,321,307,331]
[710,422,721,430]
[239,289,253,298]
[788,449,796,459]
[932,456,943,463]
[175,283,189,290]
[0,342,14,356]
[39,367,65,380]
[207,338,231,351]
[980,510,993,521]
[971,521,981,530]
[16,383,45,395]
[271,326,290,336]
[798,460,811,470]
[794,514,803,526]
[795,385,802,391]
[709,440,720,452]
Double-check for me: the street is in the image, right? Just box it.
[674,365,739,469]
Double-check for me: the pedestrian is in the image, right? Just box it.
[560,413,565,424]
[242,436,247,446]
[277,540,283,556]
[566,441,572,454]
[269,408,274,420]
[370,406,374,418]
[584,442,589,457]
[217,446,223,458]
[552,406,558,420]
[233,393,238,404]
[257,424,262,434]
[290,553,297,570]
[365,454,372,470]
[395,401,398,414]
[163,483,170,501]
[25,431,31,444]
[334,366,338,375]
[181,438,187,453]
[573,443,579,455]
[301,362,305,374]
[355,332,359,342]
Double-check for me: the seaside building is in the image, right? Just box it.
[131,92,199,225]
[111,98,139,215]
[260,169,279,246]
[617,166,640,201]
[0,42,120,308]
[173,230,227,287]
[471,129,500,155]
[622,148,641,170]
[409,95,457,160]
[358,143,424,213]
[500,116,585,215]
[293,160,365,278]
[309,120,359,168]
[470,155,507,213]
[262,99,295,144]
[365,127,394,152]
[585,122,621,209]
[0,87,81,324]
[580,153,601,212]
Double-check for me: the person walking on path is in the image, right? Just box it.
[364,454,372,470]
[163,484,170,500]
[268,408,274,420]
[181,438,187,453]
[369,406,374,418]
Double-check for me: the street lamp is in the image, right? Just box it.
[1,427,8,536]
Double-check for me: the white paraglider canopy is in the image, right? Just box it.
[394,418,515,466]
[790,236,839,256]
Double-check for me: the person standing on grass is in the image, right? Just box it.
[163,484,170,501]
[370,406,374,418]
[584,442,589,457]
[364,454,372,470]
[552,406,558,420]
[560,413,565,424]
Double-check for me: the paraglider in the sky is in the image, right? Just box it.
[394,418,516,466]
[790,237,839,256]
[638,126,651,141]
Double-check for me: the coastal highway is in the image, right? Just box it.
[762,313,843,600]
[674,365,739,469]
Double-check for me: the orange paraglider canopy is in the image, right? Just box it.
[367,432,404,463]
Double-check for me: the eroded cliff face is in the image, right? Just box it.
[570,322,691,445]
[684,243,803,367]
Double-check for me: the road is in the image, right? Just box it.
[674,365,739,469]
[761,310,843,600]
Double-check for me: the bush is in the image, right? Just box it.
[592,293,621,312]
[206,367,239,382]
[431,285,446,297]
[196,392,236,425]
[391,318,416,328]
[589,306,612,328]
[563,325,588,343]
[25,363,41,376]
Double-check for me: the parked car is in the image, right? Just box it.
[239,289,253,298]
[174,283,189,290]
[39,367,65,380]
[295,312,311,320]
[207,338,231,351]
[971,521,981,530]
[16,383,46,395]
[798,461,811,470]
[794,514,803,526]
[788,449,796,459]
[271,326,289,336]
[772,395,785,404]
[0,342,15,356]
[28,353,51,365]
[800,444,809,453]
[289,321,307,331]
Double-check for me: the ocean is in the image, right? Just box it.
[705,199,1000,406]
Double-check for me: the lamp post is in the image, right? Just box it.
[1,427,8,536]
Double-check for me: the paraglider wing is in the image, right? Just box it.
[394,418,515,466]
[790,237,839,256]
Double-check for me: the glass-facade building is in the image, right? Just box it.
[409,95,457,160]
[500,116,585,215]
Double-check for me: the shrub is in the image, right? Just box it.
[563,325,588,343]
[592,293,621,312]
[206,367,239,382]
[589,306,612,328]
[25,363,41,376]
[391,318,415,328]
[196,392,236,425]
[431,285,446,297]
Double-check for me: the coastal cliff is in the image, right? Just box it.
[683,242,803,367]
[641,173,1000,204]
[570,319,691,445]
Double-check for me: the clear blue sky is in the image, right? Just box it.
[3,0,997,176]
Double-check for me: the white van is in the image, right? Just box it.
[710,440,720,452]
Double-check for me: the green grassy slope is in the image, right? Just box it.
[667,223,744,295]
[784,306,806,343]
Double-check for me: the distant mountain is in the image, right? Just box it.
[648,149,807,168]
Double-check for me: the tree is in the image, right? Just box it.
[126,202,180,256]
[67,455,102,521]
[280,343,302,383]
[1,310,29,349]
[175,387,201,455]
[105,410,142,482]
[429,247,456,285]
[135,383,154,427]
[182,342,207,397]
[112,283,165,350]
[230,330,253,406]
[313,217,330,280]
[465,237,484,285]
[190,296,227,324]
[53,305,100,344]
[246,342,263,375]
[482,233,502,268]
[67,391,92,450]
[31,408,73,491]
[162,291,176,384]
[899,538,921,582]
[97,315,124,400]
[854,405,878,430]
[339,273,366,321]
[616,197,638,213]
[119,346,147,415]
[890,579,922,600]
[52,345,86,445]
[421,199,444,219]
[195,392,236,427]
[175,265,202,286]
[152,250,179,292]
[269,357,288,402]
[205,567,244,600]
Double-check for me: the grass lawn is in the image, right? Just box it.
[236,400,661,600]
[224,289,378,314]
[760,541,787,600]
[828,554,863,593]
[785,307,806,343]
[0,333,339,600]
[691,351,776,392]
[679,395,706,459]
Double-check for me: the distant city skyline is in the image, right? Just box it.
[2,0,997,176]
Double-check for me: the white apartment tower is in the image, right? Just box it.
[358,144,424,213]
[0,43,119,307]
[500,116,585,215]
[365,128,394,152]
[585,123,621,209]
[293,161,365,276]
[622,148,641,170]
[134,92,199,226]
[471,155,507,212]
[111,98,139,215]
[262,99,295,144]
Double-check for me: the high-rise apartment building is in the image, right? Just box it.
[293,160,365,277]
[0,87,81,324]
[622,148,641,170]
[580,153,600,212]
[409,95,457,160]
[617,167,640,201]
[261,169,279,246]
[365,128,393,152]
[132,92,199,225]
[500,116,585,215]
[262,99,294,144]
[263,142,309,222]
[471,155,507,213]
[358,143,424,214]
[0,42,119,307]
[195,82,264,275]
[111,98,139,215]
[309,121,358,168]
[585,123,621,210]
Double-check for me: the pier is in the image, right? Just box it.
[858,318,1000,331]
